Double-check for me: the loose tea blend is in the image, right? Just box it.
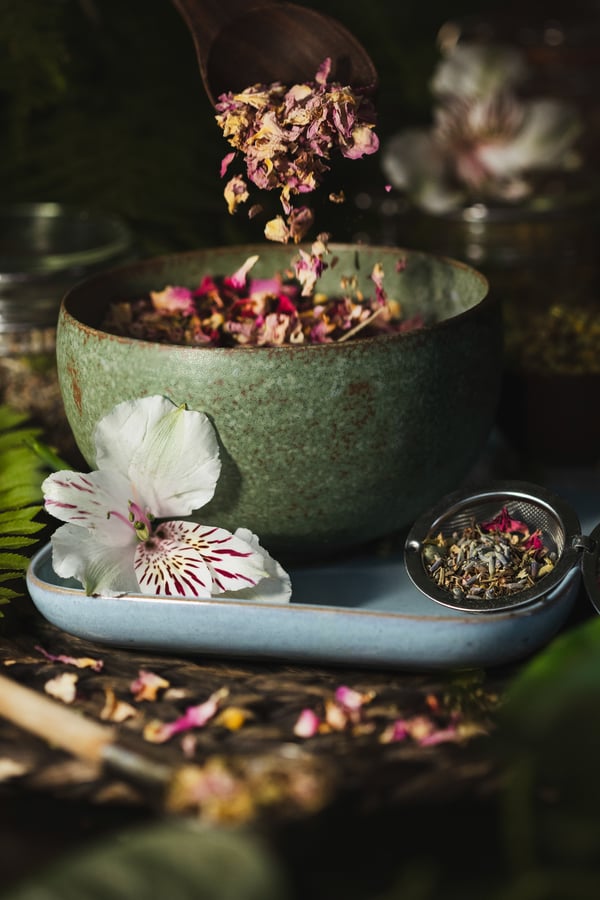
[422,507,556,603]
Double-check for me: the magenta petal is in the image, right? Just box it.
[293,708,321,738]
[334,685,366,712]
[220,151,236,177]
[147,687,228,742]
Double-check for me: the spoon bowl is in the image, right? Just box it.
[172,0,378,104]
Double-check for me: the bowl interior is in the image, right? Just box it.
[62,243,489,330]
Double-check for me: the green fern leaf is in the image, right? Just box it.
[0,506,43,525]
[0,535,38,549]
[0,404,56,612]
[0,513,45,537]
[0,571,25,583]
[0,483,44,508]
[0,552,30,571]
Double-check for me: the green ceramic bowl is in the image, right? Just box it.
[56,244,500,559]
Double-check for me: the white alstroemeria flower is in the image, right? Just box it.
[43,395,291,602]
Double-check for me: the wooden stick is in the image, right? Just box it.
[0,672,116,764]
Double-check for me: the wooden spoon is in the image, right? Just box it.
[171,0,378,105]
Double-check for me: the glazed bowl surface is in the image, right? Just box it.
[57,243,500,558]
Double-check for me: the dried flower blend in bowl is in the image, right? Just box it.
[101,238,424,348]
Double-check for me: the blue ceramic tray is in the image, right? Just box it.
[26,542,581,670]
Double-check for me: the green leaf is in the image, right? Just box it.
[0,518,45,537]
[1,822,289,900]
[0,506,42,525]
[501,616,600,738]
[0,404,61,612]
[0,571,26,583]
[0,427,42,452]
[0,406,29,430]
[0,552,32,572]
[0,484,44,508]
[25,437,72,472]
[0,535,38,549]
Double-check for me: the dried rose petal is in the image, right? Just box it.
[481,506,530,535]
[334,685,374,713]
[100,687,138,723]
[130,669,170,702]
[214,706,250,731]
[293,708,321,738]
[144,687,228,743]
[216,58,378,242]
[224,175,249,214]
[35,645,103,673]
[150,286,195,317]
[44,672,78,704]
[103,241,424,349]
[264,216,290,243]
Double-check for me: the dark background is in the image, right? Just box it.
[5,0,595,255]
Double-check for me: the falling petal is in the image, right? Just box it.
[264,216,290,243]
[220,151,236,177]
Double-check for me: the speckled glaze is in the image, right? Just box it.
[56,244,500,558]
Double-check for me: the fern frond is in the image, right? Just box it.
[0,404,54,612]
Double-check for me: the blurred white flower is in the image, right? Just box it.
[382,43,582,214]
[431,43,528,100]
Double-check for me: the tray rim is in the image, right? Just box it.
[27,542,572,624]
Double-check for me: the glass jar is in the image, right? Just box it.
[386,187,600,465]
[0,202,133,455]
